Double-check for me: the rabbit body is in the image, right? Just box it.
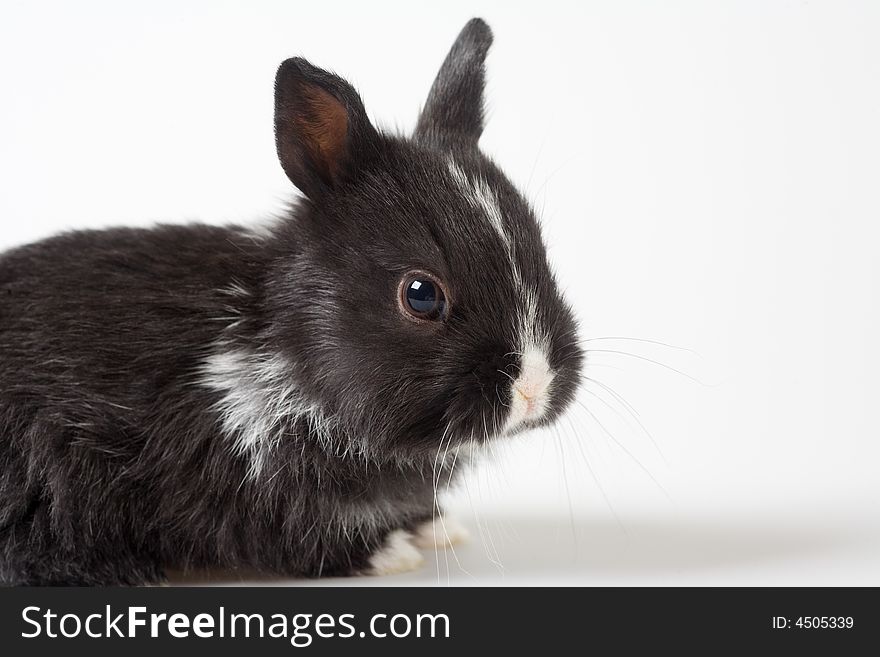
[0,19,582,585]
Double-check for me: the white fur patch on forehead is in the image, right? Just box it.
[447,159,511,253]
[447,157,525,298]
[198,344,330,479]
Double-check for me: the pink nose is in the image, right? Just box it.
[514,384,545,417]
[514,378,551,403]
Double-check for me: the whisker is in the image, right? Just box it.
[551,424,579,557]
[573,399,672,502]
[431,423,452,585]
[560,413,626,534]
[584,349,706,385]
[496,369,516,383]
[478,410,506,572]
[462,466,504,572]
[582,375,643,421]
[435,430,460,584]
[580,336,698,355]
[439,446,472,579]
[579,380,667,464]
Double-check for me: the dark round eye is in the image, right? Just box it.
[399,272,448,322]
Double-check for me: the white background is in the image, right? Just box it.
[2,1,879,585]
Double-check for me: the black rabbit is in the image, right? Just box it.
[0,18,582,585]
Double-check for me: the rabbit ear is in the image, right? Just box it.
[415,18,493,149]
[274,58,379,199]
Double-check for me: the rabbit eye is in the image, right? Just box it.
[399,272,448,322]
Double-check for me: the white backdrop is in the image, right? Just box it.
[2,1,879,585]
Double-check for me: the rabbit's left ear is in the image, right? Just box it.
[414,18,493,150]
[274,58,379,199]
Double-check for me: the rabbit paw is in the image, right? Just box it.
[412,516,470,549]
[367,529,425,576]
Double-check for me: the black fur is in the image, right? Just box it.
[0,18,582,585]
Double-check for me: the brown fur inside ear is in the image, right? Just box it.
[295,85,349,184]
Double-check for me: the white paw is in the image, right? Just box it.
[367,529,425,576]
[412,516,470,549]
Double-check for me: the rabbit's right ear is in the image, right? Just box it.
[274,58,380,199]
[415,18,493,150]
